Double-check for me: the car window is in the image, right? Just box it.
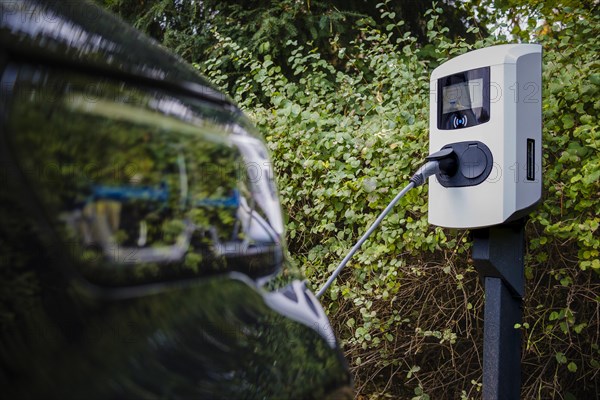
[2,64,284,288]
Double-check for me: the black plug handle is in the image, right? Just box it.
[426,148,454,161]
[427,148,458,177]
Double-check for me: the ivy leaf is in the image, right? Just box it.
[561,114,575,129]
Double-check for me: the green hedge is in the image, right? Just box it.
[198,4,599,399]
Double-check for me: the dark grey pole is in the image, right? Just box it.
[472,221,525,400]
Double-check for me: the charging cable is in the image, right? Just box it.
[315,149,456,298]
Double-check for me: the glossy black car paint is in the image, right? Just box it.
[0,0,351,398]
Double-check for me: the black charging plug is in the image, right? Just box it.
[426,148,459,177]
[433,142,493,188]
[410,148,458,187]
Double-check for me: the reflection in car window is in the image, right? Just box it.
[4,65,284,286]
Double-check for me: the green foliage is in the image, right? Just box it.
[104,0,599,398]
[195,3,599,398]
[97,0,482,92]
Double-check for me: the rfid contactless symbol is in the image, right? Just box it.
[452,113,467,128]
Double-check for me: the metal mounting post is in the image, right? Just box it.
[472,220,525,400]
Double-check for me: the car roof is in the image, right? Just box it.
[0,0,234,107]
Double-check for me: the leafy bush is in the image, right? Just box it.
[197,3,599,399]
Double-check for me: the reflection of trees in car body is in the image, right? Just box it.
[7,67,280,286]
[1,269,349,398]
[0,2,351,398]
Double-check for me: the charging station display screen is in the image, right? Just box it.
[438,67,490,130]
[442,78,483,112]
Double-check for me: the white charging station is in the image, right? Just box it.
[320,44,545,398]
[428,44,542,229]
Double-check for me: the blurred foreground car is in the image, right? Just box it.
[0,1,352,398]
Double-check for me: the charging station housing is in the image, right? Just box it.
[428,44,542,229]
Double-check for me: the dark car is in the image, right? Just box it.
[0,0,352,398]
